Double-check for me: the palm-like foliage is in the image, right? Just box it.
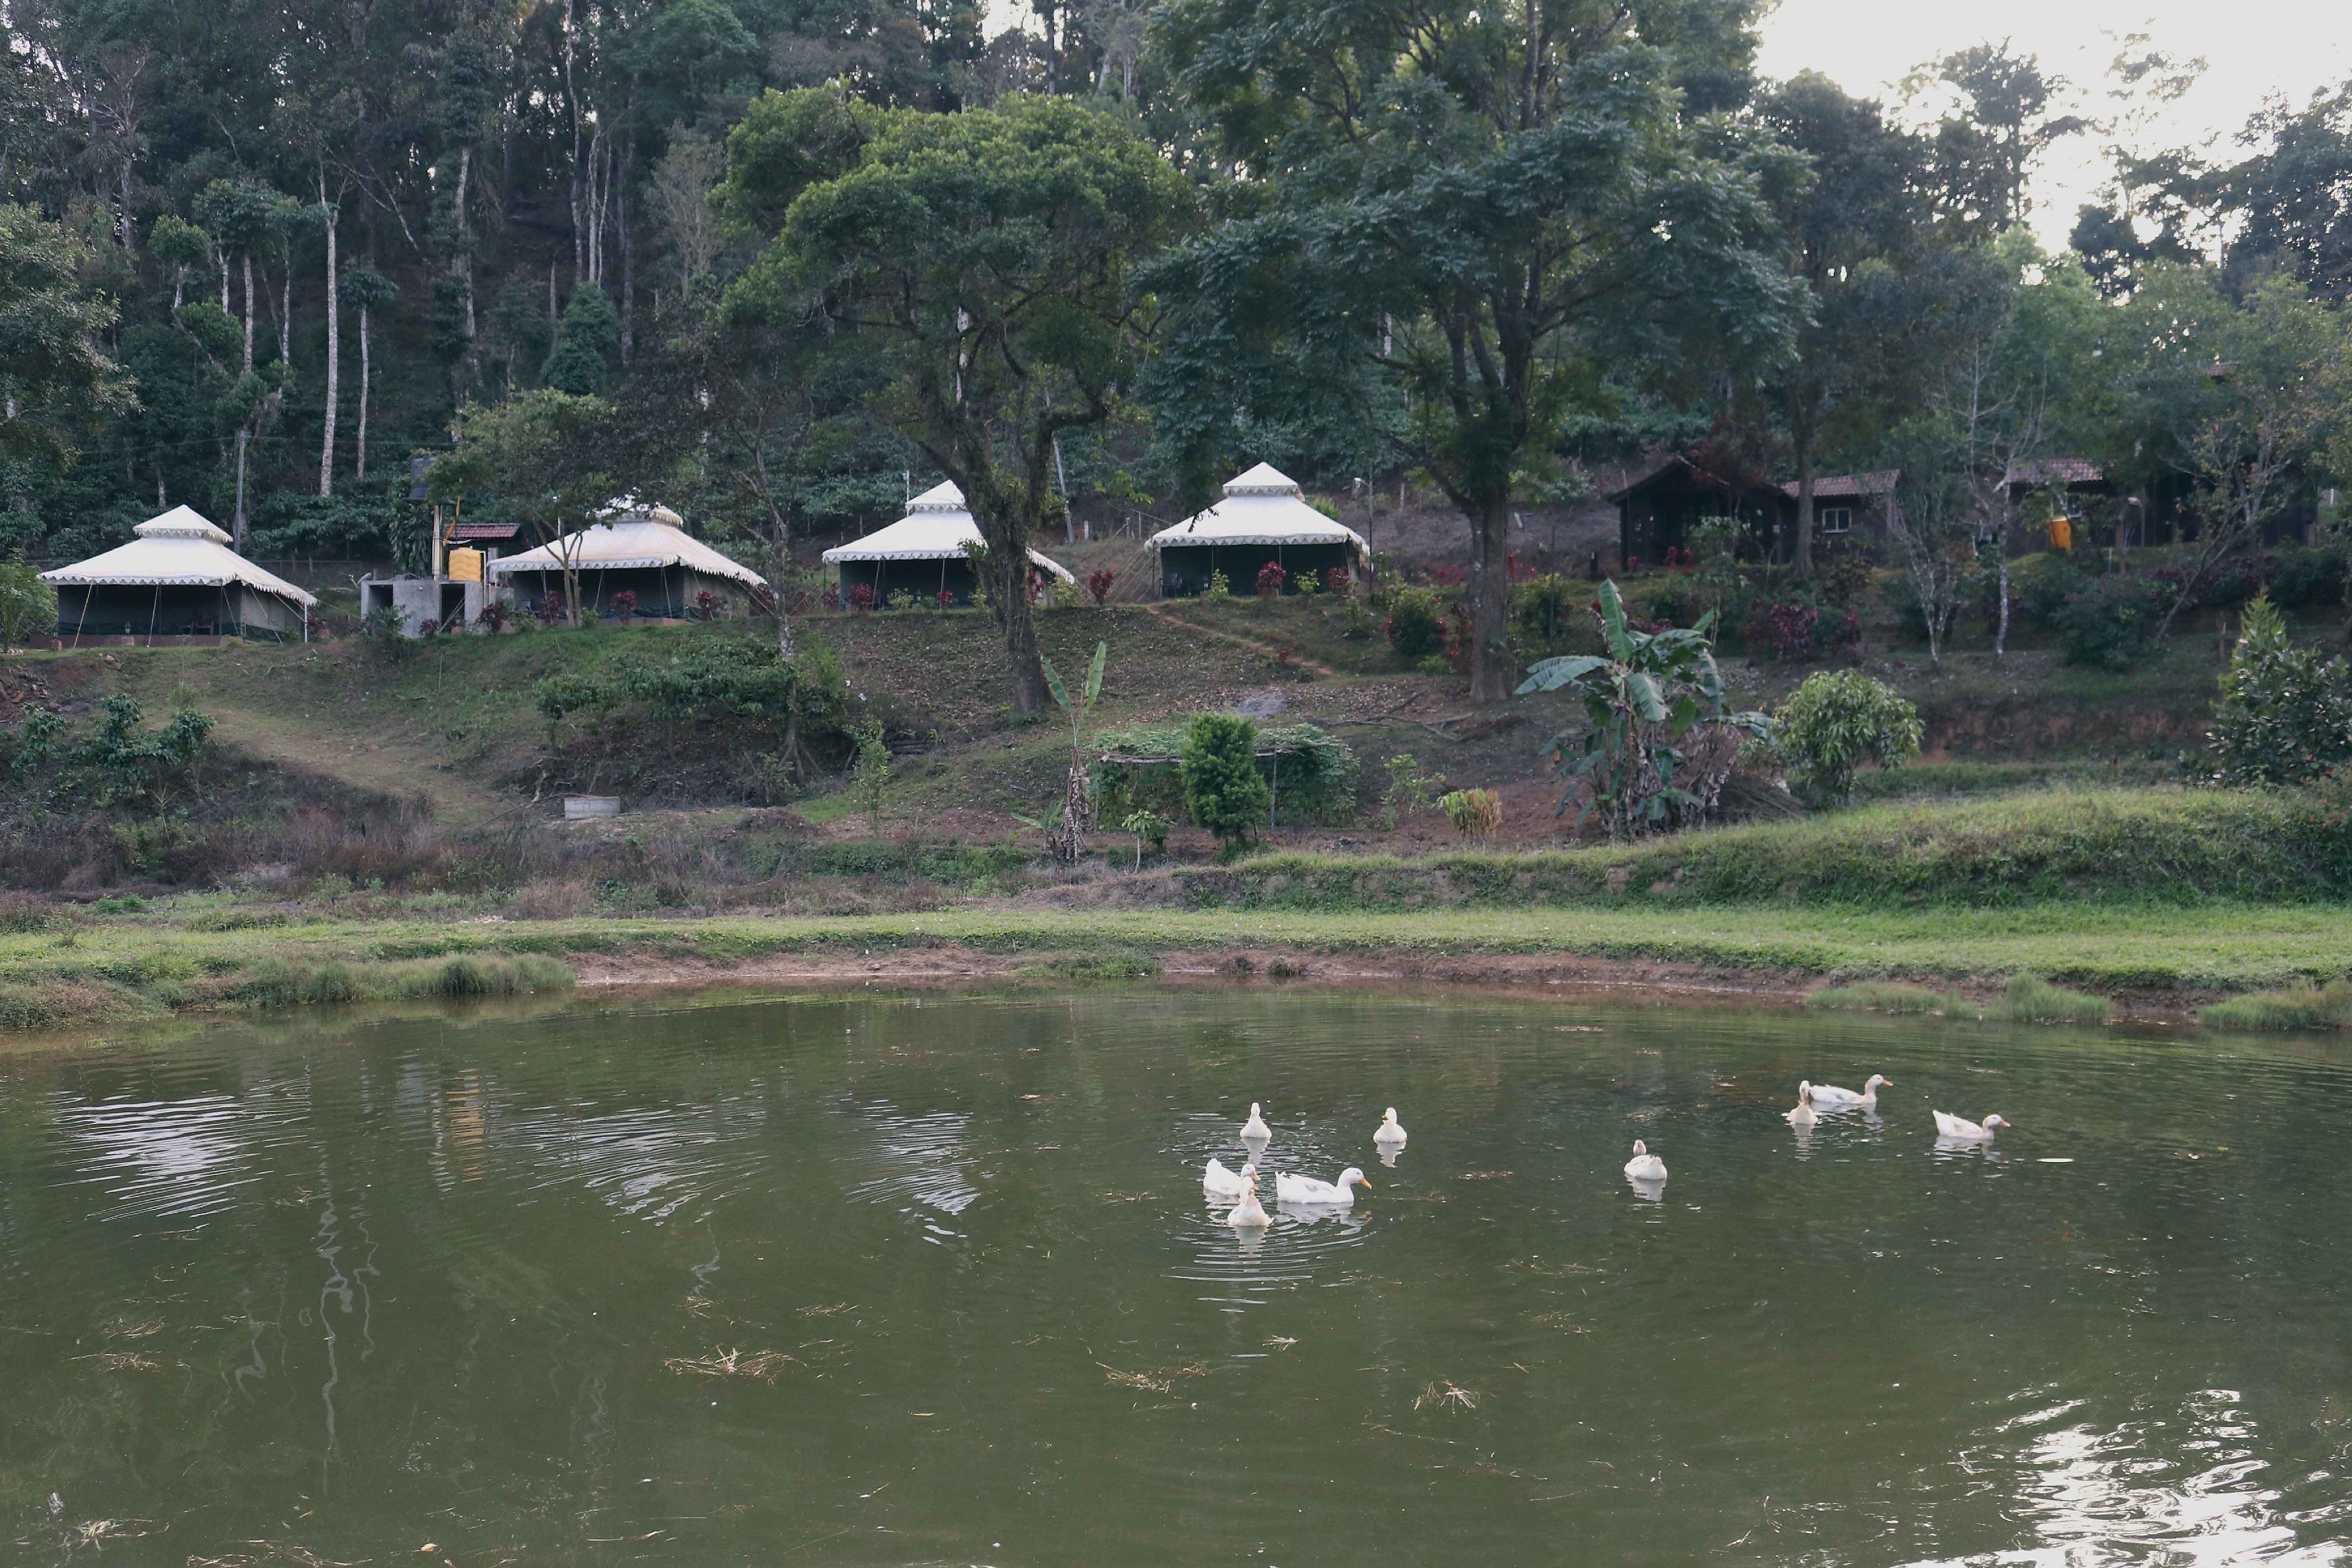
[1516,582,1768,839]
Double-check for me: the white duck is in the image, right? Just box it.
[1275,1167,1371,1206]
[1623,1140,1666,1181]
[1932,1110,2010,1143]
[1808,1074,1892,1112]
[1241,1103,1272,1145]
[1786,1081,1818,1128]
[1203,1158,1257,1201]
[1224,1173,1271,1229]
[1373,1108,1408,1149]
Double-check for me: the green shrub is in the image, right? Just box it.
[1510,574,1589,651]
[1772,670,1923,808]
[2266,544,2346,609]
[2209,594,2352,787]
[1383,586,1447,660]
[2013,553,2089,627]
[1437,788,1502,838]
[15,696,213,810]
[1098,720,1356,827]
[1180,713,1272,844]
[0,560,56,648]
[2055,575,2170,670]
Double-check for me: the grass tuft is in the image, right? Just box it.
[1806,982,1945,1014]
[1985,973,2110,1024]
[404,954,573,999]
[2201,978,2352,1031]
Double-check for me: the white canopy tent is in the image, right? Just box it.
[488,496,768,618]
[1147,464,1368,596]
[42,506,317,642]
[822,482,1074,606]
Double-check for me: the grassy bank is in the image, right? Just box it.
[1177,786,2348,909]
[11,895,2352,1036]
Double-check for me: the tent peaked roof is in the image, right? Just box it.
[1223,462,1301,496]
[906,480,965,512]
[490,503,768,589]
[40,506,316,606]
[1148,463,1368,554]
[822,484,1075,582]
[136,505,232,543]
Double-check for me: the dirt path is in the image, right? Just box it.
[565,940,1821,1006]
[1139,603,1344,678]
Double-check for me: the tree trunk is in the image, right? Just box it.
[1995,547,2010,659]
[276,240,292,367]
[233,427,250,547]
[1468,494,1513,705]
[356,305,371,479]
[454,143,478,398]
[999,554,1049,712]
[219,246,231,313]
[1791,396,1817,580]
[241,253,255,374]
[618,150,635,367]
[319,192,338,497]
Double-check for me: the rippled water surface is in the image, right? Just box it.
[4,988,2350,1565]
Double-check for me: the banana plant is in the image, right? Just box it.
[1515,581,1770,840]
[1038,640,1107,862]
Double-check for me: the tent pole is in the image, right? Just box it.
[147,581,161,646]
[73,584,94,648]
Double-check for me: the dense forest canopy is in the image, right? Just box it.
[2,0,2349,704]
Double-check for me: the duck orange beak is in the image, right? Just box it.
[1354,1177,1371,1191]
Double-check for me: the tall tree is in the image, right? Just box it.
[1755,73,1923,578]
[1911,42,2084,240]
[721,89,1193,712]
[1149,0,1801,702]
[0,204,137,477]
[2218,85,2352,303]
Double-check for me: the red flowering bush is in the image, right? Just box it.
[607,589,639,621]
[1256,560,1287,597]
[848,582,874,613]
[1087,568,1116,606]
[1324,562,1351,600]
[935,589,957,609]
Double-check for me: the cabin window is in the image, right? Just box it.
[1819,507,1853,535]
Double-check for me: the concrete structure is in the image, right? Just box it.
[822,482,1074,606]
[358,574,502,636]
[1147,464,1370,597]
[43,506,316,643]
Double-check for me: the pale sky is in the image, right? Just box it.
[1755,0,2352,246]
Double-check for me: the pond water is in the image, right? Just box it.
[3,987,2350,1566]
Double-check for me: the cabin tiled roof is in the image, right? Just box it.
[447,520,520,542]
[2008,458,2104,487]
[1780,470,1898,500]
